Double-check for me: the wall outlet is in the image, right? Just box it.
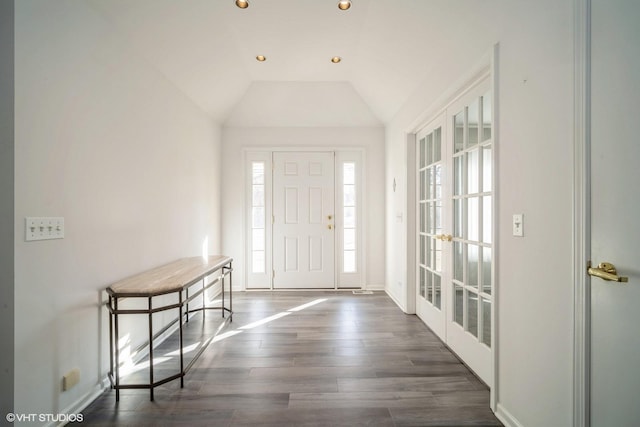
[63,368,80,391]
[25,217,64,241]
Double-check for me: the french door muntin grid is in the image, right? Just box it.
[418,127,443,310]
[451,92,492,348]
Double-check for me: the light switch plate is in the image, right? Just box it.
[25,217,65,241]
[513,214,524,237]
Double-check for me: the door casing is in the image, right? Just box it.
[244,147,366,290]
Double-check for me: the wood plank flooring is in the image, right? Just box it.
[83,291,502,426]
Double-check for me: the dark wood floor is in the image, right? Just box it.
[83,291,502,426]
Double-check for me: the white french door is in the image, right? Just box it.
[416,114,448,340]
[446,80,493,387]
[272,152,335,289]
[415,77,494,387]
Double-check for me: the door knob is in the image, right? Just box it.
[587,261,628,283]
[435,234,453,242]
[328,224,333,230]
[328,215,333,220]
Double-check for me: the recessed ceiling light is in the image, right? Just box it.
[338,0,351,10]
[235,0,249,9]
[256,55,266,62]
[331,56,342,63]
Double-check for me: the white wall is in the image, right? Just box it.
[222,127,385,290]
[14,1,221,422]
[385,1,574,426]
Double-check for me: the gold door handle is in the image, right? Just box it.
[328,224,333,230]
[328,215,333,220]
[435,234,453,242]
[587,261,628,283]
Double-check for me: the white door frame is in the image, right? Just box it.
[572,0,590,425]
[244,147,367,290]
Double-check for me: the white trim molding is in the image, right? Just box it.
[573,0,590,426]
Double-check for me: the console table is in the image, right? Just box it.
[106,255,233,401]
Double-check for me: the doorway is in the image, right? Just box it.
[245,149,364,290]
[414,76,495,388]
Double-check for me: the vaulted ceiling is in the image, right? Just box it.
[87,0,492,126]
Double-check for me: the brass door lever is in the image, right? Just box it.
[587,261,629,283]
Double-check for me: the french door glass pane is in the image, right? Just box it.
[434,127,442,162]
[425,236,431,268]
[467,148,479,194]
[420,170,426,200]
[483,146,492,192]
[468,100,479,147]
[420,268,426,297]
[468,197,479,241]
[482,196,492,243]
[454,198,462,237]
[482,247,492,295]
[426,167,433,199]
[426,134,433,165]
[420,203,426,233]
[434,274,442,309]
[420,235,426,265]
[426,271,433,302]
[454,241,463,281]
[454,285,464,326]
[454,111,464,153]
[434,165,442,199]
[419,138,426,169]
[467,244,479,289]
[434,203,442,234]
[454,156,463,196]
[467,290,478,337]
[482,297,491,347]
[482,92,492,142]
[434,238,442,271]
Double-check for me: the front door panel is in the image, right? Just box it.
[273,152,335,288]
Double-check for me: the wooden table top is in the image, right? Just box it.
[107,255,232,297]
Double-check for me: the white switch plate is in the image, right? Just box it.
[513,214,524,237]
[25,217,65,241]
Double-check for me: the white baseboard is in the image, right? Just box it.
[495,403,524,427]
[385,288,407,312]
[48,383,106,427]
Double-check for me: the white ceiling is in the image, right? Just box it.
[87,0,492,126]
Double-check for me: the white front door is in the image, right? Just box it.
[273,152,335,289]
[590,1,640,424]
